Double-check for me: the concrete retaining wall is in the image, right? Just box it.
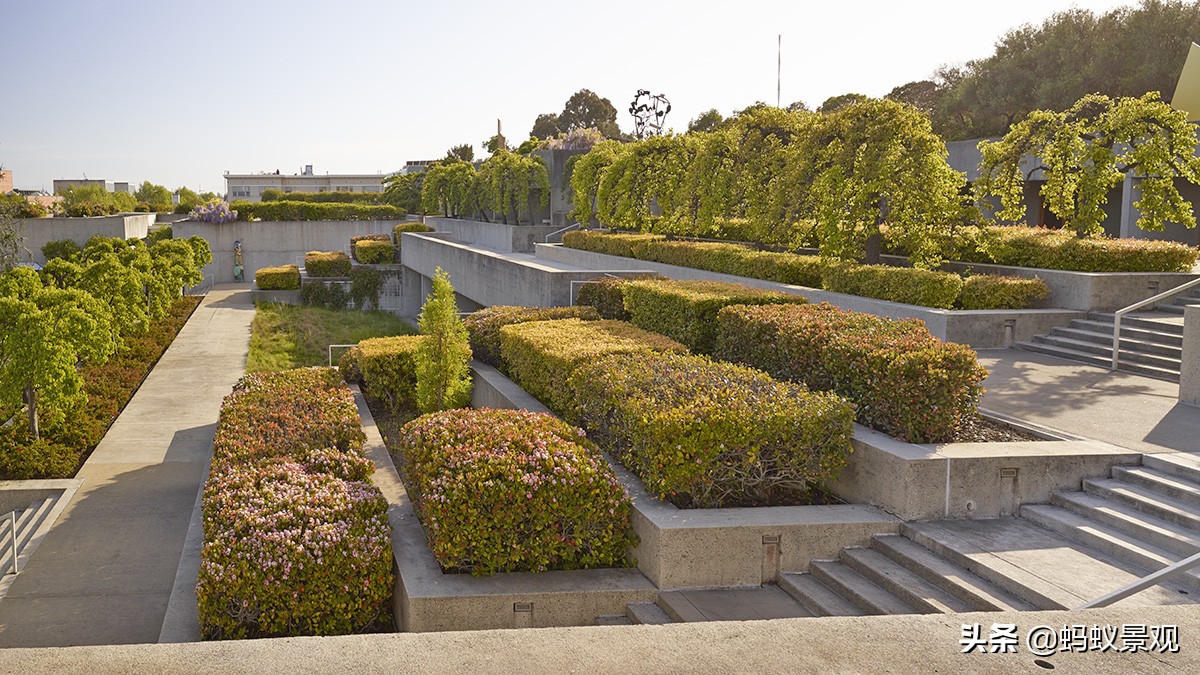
[175,218,407,285]
[537,244,1083,348]
[1181,305,1200,406]
[16,214,153,264]
[425,218,563,253]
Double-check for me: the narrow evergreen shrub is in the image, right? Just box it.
[415,269,472,413]
[304,251,352,277]
[621,278,806,353]
[463,305,601,368]
[396,408,636,575]
[956,274,1050,310]
[714,303,987,443]
[255,264,300,290]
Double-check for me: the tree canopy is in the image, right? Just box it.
[134,181,172,212]
[445,143,475,163]
[530,89,622,140]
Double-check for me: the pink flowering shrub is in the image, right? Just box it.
[197,368,392,639]
[395,408,636,576]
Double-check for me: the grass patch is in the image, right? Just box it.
[247,303,417,374]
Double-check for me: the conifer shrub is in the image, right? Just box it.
[415,269,472,413]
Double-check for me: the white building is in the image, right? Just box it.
[224,165,385,202]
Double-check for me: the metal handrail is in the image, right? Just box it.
[6,510,17,575]
[328,344,359,367]
[569,273,621,306]
[1111,277,1200,370]
[543,222,582,244]
[1078,549,1200,609]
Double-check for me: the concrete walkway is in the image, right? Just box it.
[977,348,1200,455]
[0,285,253,648]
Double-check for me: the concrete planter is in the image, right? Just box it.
[251,289,300,305]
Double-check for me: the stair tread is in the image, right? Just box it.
[1050,327,1183,354]
[870,535,1037,612]
[1112,466,1200,504]
[1144,454,1200,483]
[811,560,917,615]
[1086,478,1200,529]
[625,602,672,625]
[596,614,634,626]
[657,587,811,623]
[778,572,864,617]
[1051,490,1200,555]
[1015,342,1180,379]
[840,547,971,614]
[1032,335,1182,365]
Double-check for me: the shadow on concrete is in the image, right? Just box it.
[979,352,1166,417]
[1143,403,1200,452]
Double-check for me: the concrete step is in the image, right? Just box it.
[625,602,672,625]
[839,547,971,614]
[1019,503,1200,592]
[1112,466,1200,508]
[1069,319,1183,347]
[869,534,1037,612]
[657,587,812,623]
[809,560,917,615]
[1050,489,1200,557]
[1088,312,1184,336]
[1084,478,1200,532]
[1143,454,1200,484]
[595,614,633,626]
[1014,341,1180,381]
[778,572,864,617]
[1029,334,1182,370]
[903,518,1196,609]
[1049,326,1183,358]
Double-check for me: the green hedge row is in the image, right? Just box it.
[463,305,600,368]
[938,225,1200,273]
[261,189,383,204]
[197,368,392,639]
[571,352,855,508]
[354,239,395,264]
[958,274,1050,310]
[498,318,686,421]
[231,200,406,222]
[393,222,434,247]
[575,275,665,320]
[255,264,300,290]
[339,336,424,414]
[821,263,963,309]
[714,303,987,443]
[305,251,352,277]
[621,278,807,353]
[395,408,636,575]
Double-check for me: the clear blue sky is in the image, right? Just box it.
[0,0,1132,195]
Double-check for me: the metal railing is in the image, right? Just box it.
[6,510,17,575]
[1078,549,1200,609]
[328,344,359,367]
[543,222,582,244]
[1111,277,1200,370]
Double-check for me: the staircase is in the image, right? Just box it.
[1017,309,1185,382]
[0,498,56,576]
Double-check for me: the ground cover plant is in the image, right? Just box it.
[394,408,636,575]
[246,302,416,374]
[197,367,393,639]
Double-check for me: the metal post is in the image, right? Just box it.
[9,510,17,575]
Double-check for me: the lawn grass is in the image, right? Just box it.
[246,302,417,373]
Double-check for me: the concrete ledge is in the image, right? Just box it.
[426,217,563,253]
[251,289,300,305]
[353,385,657,633]
[536,244,1084,348]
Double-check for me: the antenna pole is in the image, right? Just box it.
[777,34,781,107]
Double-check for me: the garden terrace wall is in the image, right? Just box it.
[19,214,153,265]
[537,243,1083,349]
[175,219,407,285]
[425,217,563,253]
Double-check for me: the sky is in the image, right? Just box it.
[0,0,1136,195]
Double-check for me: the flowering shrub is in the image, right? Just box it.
[957,274,1050,310]
[197,367,392,639]
[571,352,855,508]
[462,305,600,368]
[255,264,300,291]
[395,408,635,575]
[340,335,425,414]
[542,127,607,151]
[190,199,238,224]
[714,303,987,443]
[621,278,806,353]
[304,251,352,278]
[498,318,686,421]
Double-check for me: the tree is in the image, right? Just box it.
[420,161,478,218]
[885,80,943,119]
[687,109,724,133]
[60,185,137,216]
[134,181,172,212]
[786,101,811,113]
[976,92,1200,235]
[415,268,471,413]
[477,150,550,225]
[0,208,26,272]
[817,93,869,114]
[445,143,475,163]
[175,187,201,210]
[530,113,562,140]
[483,134,510,156]
[382,172,423,213]
[531,89,622,141]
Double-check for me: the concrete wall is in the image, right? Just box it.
[1181,305,1200,406]
[425,217,563,253]
[175,218,406,285]
[533,148,587,228]
[16,214,153,264]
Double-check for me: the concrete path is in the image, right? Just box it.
[978,348,1200,455]
[0,285,253,648]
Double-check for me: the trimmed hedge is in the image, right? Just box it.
[261,189,383,204]
[305,251,352,277]
[561,229,663,258]
[949,225,1200,273]
[463,305,600,368]
[957,274,1050,310]
[714,303,987,443]
[354,239,395,265]
[393,222,434,246]
[622,278,807,353]
[395,408,636,575]
[576,275,660,320]
[339,336,425,414]
[498,318,687,420]
[822,263,963,309]
[197,368,392,639]
[571,352,855,508]
[231,200,406,221]
[255,264,300,290]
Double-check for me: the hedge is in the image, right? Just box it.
[231,200,406,221]
[255,264,300,290]
[498,318,687,421]
[957,274,1050,310]
[561,229,663,258]
[395,408,636,575]
[947,225,1200,273]
[305,251,352,277]
[350,234,392,263]
[822,263,963,309]
[714,303,987,443]
[571,352,854,508]
[463,305,600,368]
[354,239,395,265]
[339,336,425,414]
[622,278,808,353]
[575,274,664,320]
[261,189,383,204]
[393,222,434,247]
[197,368,392,639]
